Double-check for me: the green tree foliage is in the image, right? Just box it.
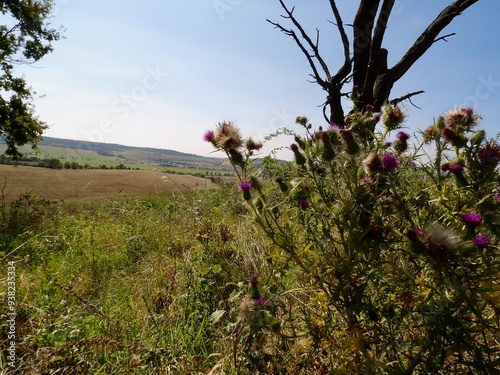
[0,0,61,158]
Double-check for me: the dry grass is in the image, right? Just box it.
[0,165,218,201]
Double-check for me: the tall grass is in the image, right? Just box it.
[0,186,273,374]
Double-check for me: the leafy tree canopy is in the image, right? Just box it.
[0,0,61,158]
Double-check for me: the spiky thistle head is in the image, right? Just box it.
[214,121,243,150]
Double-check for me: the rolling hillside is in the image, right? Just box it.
[0,136,233,175]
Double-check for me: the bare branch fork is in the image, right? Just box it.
[269,0,479,128]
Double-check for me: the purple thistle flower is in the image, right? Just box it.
[299,199,310,210]
[203,130,215,142]
[255,297,268,305]
[360,177,373,185]
[373,113,381,123]
[239,181,252,192]
[381,154,400,171]
[462,212,482,229]
[448,164,464,175]
[478,141,500,163]
[473,234,490,249]
[329,123,340,132]
[406,228,423,241]
[396,131,410,141]
[440,163,450,172]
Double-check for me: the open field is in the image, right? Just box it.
[0,164,218,201]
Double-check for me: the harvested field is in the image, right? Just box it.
[0,165,218,201]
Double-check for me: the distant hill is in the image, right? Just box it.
[37,137,201,158]
[0,137,233,175]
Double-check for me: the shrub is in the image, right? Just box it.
[206,110,500,373]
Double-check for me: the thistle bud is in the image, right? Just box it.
[291,143,306,165]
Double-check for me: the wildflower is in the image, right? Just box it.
[394,132,409,152]
[299,199,310,210]
[360,177,373,185]
[239,294,255,322]
[383,105,406,130]
[255,297,268,306]
[448,164,464,175]
[381,154,399,171]
[320,131,336,161]
[275,177,288,192]
[442,127,466,148]
[340,128,354,142]
[372,113,381,123]
[407,228,425,254]
[444,107,480,129]
[239,181,252,191]
[295,116,308,126]
[478,141,500,164]
[290,143,306,165]
[294,135,306,150]
[315,167,326,177]
[203,130,215,143]
[473,234,490,249]
[215,121,243,150]
[329,123,340,132]
[462,212,482,229]
[340,129,360,155]
[239,181,252,201]
[470,129,486,146]
[449,163,467,187]
[363,152,382,175]
[406,228,423,241]
[396,132,410,141]
[228,147,243,165]
[422,124,440,143]
[365,104,374,112]
[440,163,449,172]
[320,131,330,143]
[249,277,260,299]
[424,226,460,260]
[245,138,263,152]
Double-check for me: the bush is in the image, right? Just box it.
[205,107,500,373]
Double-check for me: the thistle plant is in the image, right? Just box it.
[205,106,500,374]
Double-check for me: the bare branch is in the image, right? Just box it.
[434,32,456,43]
[387,0,479,84]
[267,18,328,89]
[389,90,425,107]
[275,0,332,81]
[328,0,351,84]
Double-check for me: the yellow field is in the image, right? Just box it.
[0,165,218,201]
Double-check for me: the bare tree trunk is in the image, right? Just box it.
[269,0,479,128]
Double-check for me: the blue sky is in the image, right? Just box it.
[16,1,500,158]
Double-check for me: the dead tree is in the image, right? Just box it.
[267,0,479,127]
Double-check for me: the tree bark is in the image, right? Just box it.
[270,0,480,128]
